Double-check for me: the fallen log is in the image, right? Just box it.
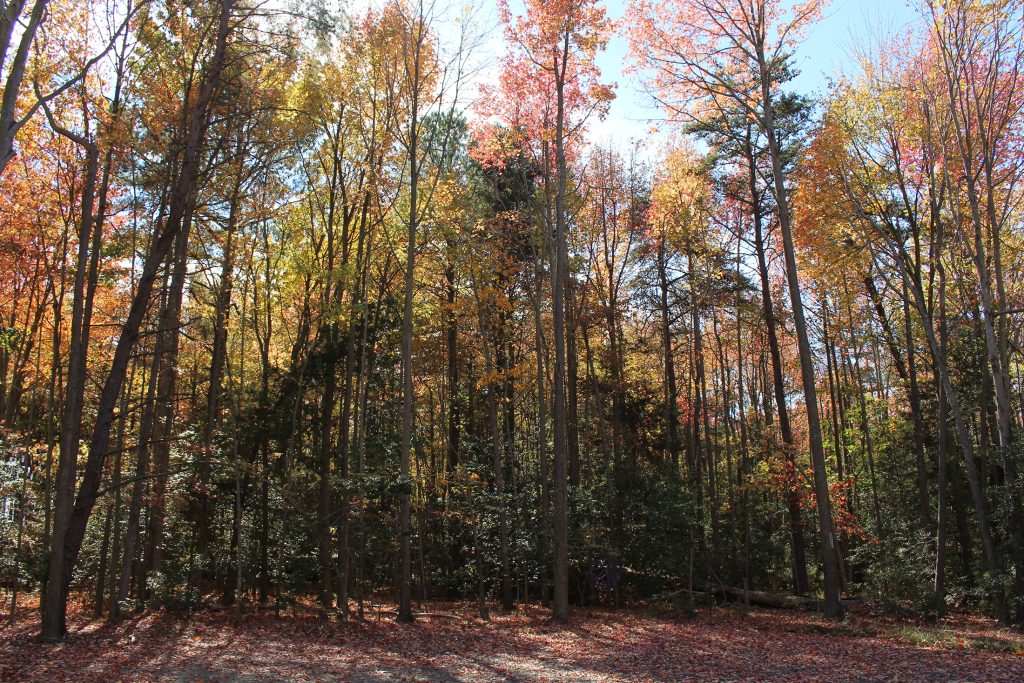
[657,585,815,610]
[384,610,465,621]
[656,587,710,602]
[718,586,815,609]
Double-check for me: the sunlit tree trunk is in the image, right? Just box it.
[550,27,571,624]
[744,137,809,596]
[760,75,843,617]
[40,0,236,640]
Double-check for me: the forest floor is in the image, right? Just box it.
[2,596,1024,682]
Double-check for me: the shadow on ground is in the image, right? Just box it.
[3,600,1023,681]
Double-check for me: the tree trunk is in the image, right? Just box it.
[42,137,100,638]
[317,334,336,610]
[397,28,421,622]
[550,34,571,624]
[146,216,192,609]
[658,237,679,467]
[533,244,550,605]
[903,283,931,532]
[40,0,236,640]
[112,335,161,620]
[195,153,243,605]
[760,78,843,618]
[745,136,809,596]
[933,266,949,614]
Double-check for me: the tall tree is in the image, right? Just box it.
[632,0,844,618]
[41,0,238,640]
[496,0,611,623]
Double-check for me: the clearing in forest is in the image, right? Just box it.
[2,599,1023,682]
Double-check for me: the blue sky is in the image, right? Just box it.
[587,0,923,149]
[343,0,923,150]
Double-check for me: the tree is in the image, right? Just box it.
[631,0,844,619]
[494,0,611,623]
[41,0,238,640]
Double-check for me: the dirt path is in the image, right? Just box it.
[3,601,1023,681]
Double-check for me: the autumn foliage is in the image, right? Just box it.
[1,1,1024,675]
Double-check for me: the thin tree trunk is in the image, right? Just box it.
[658,236,679,467]
[473,278,513,612]
[40,0,236,640]
[195,152,243,605]
[397,19,423,621]
[146,215,192,609]
[42,134,100,636]
[760,75,843,617]
[934,266,949,615]
[903,282,931,532]
[317,335,336,610]
[113,330,160,620]
[550,30,571,623]
[533,243,549,605]
[745,135,809,596]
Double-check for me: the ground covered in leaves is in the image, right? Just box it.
[3,597,1024,681]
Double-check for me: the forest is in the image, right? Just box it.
[2,0,1024,679]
